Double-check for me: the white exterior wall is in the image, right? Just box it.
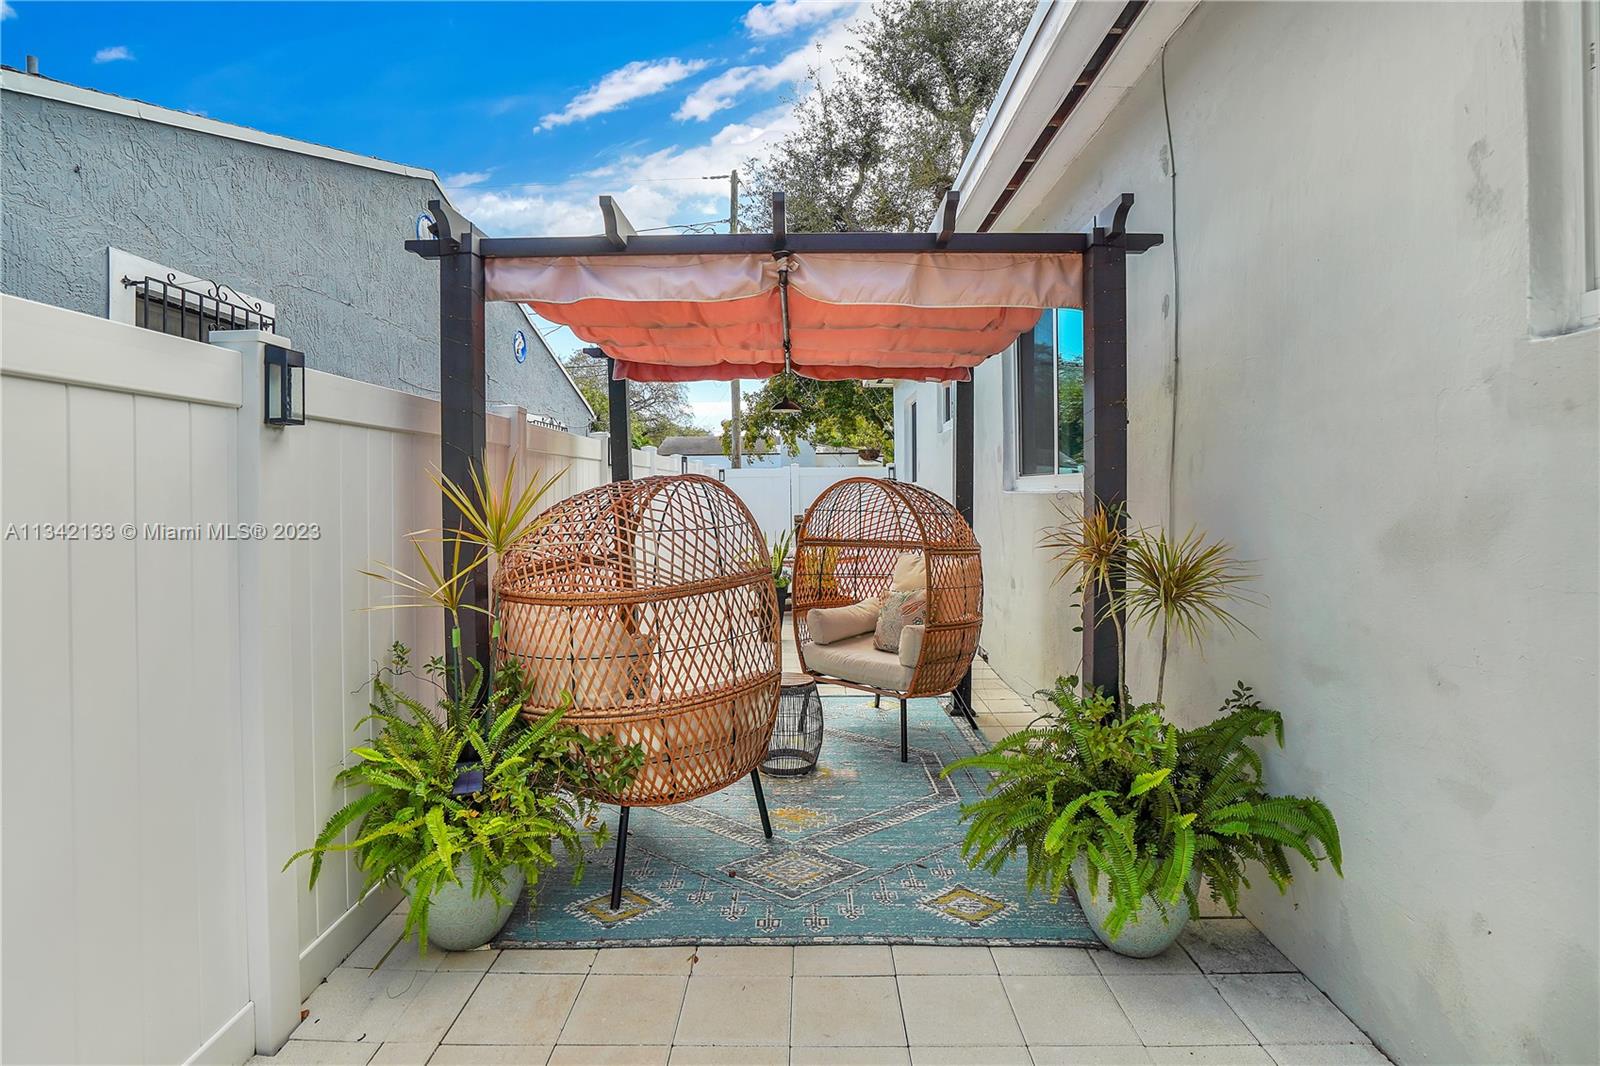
[0,295,703,1064]
[924,2,1599,1062]
[893,381,955,501]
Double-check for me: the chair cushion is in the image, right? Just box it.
[510,610,652,710]
[898,624,925,670]
[891,552,927,592]
[804,632,913,692]
[807,597,881,645]
[874,589,927,652]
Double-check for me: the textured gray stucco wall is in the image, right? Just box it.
[0,86,590,431]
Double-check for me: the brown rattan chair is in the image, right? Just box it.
[495,474,781,908]
[792,477,983,761]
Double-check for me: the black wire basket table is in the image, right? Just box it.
[761,672,824,776]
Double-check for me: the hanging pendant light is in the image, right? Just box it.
[773,263,803,418]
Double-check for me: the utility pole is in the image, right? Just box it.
[728,169,743,469]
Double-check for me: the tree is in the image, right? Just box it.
[734,376,894,461]
[742,0,1033,233]
[561,352,709,447]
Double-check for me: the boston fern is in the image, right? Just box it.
[949,678,1341,938]
[287,644,643,951]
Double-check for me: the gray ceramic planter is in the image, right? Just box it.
[406,861,525,952]
[1071,853,1198,958]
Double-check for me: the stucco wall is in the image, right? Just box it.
[0,86,590,432]
[943,2,1598,1062]
[893,380,955,499]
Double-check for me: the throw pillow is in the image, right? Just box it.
[874,589,927,653]
[807,597,882,645]
[891,552,927,592]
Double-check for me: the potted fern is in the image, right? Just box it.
[287,646,641,953]
[948,509,1342,956]
[288,460,643,954]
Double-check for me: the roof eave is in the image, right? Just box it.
[950,0,1197,233]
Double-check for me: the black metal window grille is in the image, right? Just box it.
[122,274,275,342]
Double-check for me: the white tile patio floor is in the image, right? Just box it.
[254,643,1389,1066]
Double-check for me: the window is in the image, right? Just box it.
[107,248,276,341]
[1584,0,1600,313]
[940,383,954,428]
[906,400,919,483]
[1015,308,1085,478]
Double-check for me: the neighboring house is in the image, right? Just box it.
[0,65,592,432]
[897,3,1597,1065]
[659,435,870,470]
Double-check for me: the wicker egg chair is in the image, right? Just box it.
[792,477,982,761]
[495,474,780,908]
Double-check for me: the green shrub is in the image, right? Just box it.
[948,678,1340,938]
[287,643,643,952]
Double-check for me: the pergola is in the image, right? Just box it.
[406,190,1162,711]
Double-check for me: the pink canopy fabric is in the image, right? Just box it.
[485,251,1082,383]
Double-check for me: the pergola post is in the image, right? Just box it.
[952,376,977,726]
[433,200,490,683]
[608,358,631,481]
[1080,197,1132,697]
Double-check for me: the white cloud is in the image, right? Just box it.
[675,11,858,122]
[442,171,491,190]
[687,398,732,431]
[742,0,857,38]
[451,103,802,241]
[540,57,710,130]
[0,3,16,21]
[93,45,133,63]
[451,13,866,240]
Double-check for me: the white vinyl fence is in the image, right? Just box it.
[0,295,700,1065]
[720,464,888,545]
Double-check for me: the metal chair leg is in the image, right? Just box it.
[609,806,630,910]
[900,698,908,762]
[751,770,773,839]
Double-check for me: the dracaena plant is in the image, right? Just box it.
[1040,504,1259,710]
[949,678,1341,938]
[286,644,643,954]
[364,458,563,696]
[770,528,794,590]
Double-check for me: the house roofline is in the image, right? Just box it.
[516,305,596,423]
[0,66,464,214]
[950,0,1196,233]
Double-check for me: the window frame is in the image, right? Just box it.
[1007,309,1086,494]
[1583,0,1600,321]
[906,399,919,483]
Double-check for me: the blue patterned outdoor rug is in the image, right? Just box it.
[496,695,1096,947]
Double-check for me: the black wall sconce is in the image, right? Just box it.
[264,344,305,426]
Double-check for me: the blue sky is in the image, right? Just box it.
[0,0,868,427]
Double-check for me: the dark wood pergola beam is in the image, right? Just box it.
[404,191,1160,262]
[403,228,1164,257]
[406,230,1161,260]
